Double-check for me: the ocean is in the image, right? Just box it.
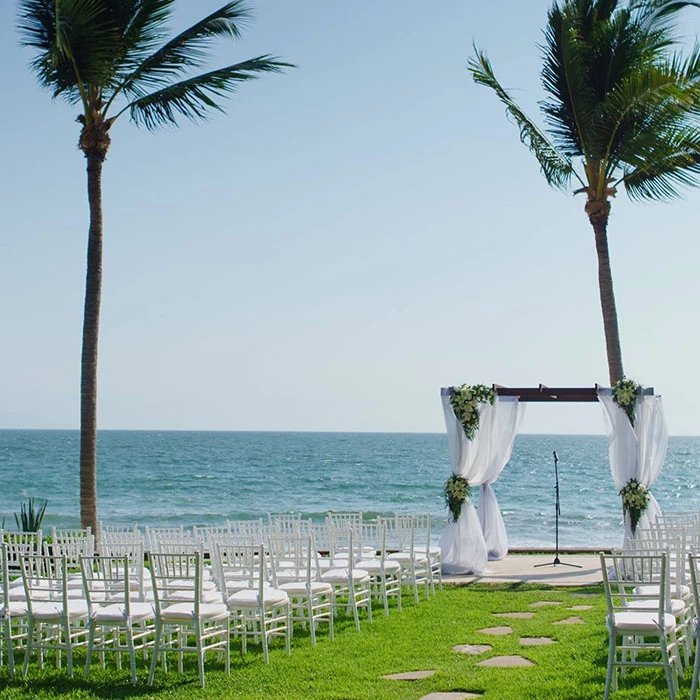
[0,430,698,548]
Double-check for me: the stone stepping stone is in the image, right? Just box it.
[420,694,483,700]
[477,626,513,635]
[571,593,598,598]
[529,601,563,608]
[381,670,436,681]
[494,612,535,619]
[520,637,556,646]
[452,644,493,655]
[553,616,585,625]
[477,655,535,668]
[569,605,594,611]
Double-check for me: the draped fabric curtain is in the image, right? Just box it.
[439,389,524,574]
[599,389,667,548]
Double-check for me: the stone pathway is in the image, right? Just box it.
[520,637,556,646]
[381,670,436,680]
[553,616,586,625]
[452,644,492,655]
[529,600,562,608]
[477,626,513,635]
[392,594,593,699]
[477,655,534,667]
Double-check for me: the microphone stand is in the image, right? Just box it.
[534,451,581,568]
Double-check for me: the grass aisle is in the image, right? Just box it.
[0,584,684,699]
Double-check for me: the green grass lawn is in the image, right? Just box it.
[0,584,691,699]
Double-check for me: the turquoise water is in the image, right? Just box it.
[0,430,699,548]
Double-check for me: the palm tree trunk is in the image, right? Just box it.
[589,213,624,385]
[80,153,103,533]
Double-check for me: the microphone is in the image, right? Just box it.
[553,450,558,464]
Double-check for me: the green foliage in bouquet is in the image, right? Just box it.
[612,378,640,426]
[619,478,649,535]
[444,474,471,523]
[450,384,495,440]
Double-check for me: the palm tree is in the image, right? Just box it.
[469,0,700,385]
[18,0,291,533]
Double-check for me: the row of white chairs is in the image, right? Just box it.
[1,514,441,686]
[601,510,700,700]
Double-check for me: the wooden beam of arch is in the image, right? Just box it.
[491,384,654,402]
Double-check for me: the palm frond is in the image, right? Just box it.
[621,126,700,199]
[631,0,700,24]
[114,1,254,100]
[469,49,575,189]
[540,1,601,157]
[106,0,175,60]
[18,0,120,102]
[125,57,290,130]
[603,49,700,171]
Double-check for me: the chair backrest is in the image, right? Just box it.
[193,524,232,554]
[600,551,669,618]
[688,552,700,620]
[214,541,267,599]
[149,552,203,613]
[144,526,185,551]
[409,513,432,549]
[3,531,43,573]
[227,519,265,543]
[81,555,133,612]
[50,528,95,567]
[326,512,363,529]
[379,515,414,553]
[268,512,301,529]
[99,522,141,549]
[147,527,197,554]
[359,521,388,561]
[98,540,146,599]
[20,553,68,612]
[1,542,10,607]
[641,525,689,595]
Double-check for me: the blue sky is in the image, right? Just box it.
[2,1,700,435]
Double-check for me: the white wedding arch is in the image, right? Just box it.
[439,384,667,575]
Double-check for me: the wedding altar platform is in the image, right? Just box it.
[443,552,603,586]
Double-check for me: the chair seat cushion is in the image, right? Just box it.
[322,568,371,584]
[357,559,401,575]
[278,581,333,596]
[1,601,28,617]
[31,599,89,621]
[627,598,687,616]
[92,602,154,623]
[159,589,221,604]
[611,611,676,633]
[387,552,428,564]
[638,584,690,599]
[160,602,229,621]
[227,588,289,608]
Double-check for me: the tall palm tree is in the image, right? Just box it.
[18,0,291,533]
[469,0,700,385]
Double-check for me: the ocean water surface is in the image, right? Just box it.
[0,430,698,548]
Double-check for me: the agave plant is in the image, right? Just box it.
[14,498,48,532]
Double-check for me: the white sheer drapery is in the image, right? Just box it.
[599,388,667,548]
[439,389,525,574]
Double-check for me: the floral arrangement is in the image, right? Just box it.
[450,384,495,440]
[444,474,471,523]
[612,377,640,426]
[619,478,650,534]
